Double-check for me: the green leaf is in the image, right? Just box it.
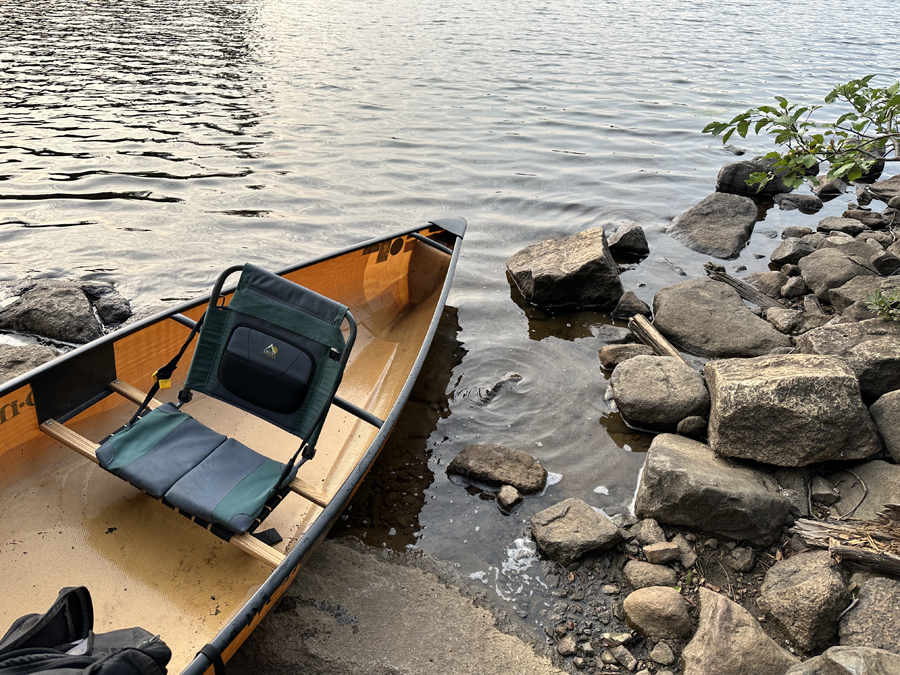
[776,95,788,109]
[722,127,735,144]
[754,119,769,134]
[737,120,750,138]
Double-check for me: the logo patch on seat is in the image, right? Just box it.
[262,343,279,359]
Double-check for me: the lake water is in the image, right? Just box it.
[3,0,899,633]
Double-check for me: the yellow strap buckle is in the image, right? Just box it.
[152,370,172,390]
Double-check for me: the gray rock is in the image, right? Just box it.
[813,176,848,199]
[447,445,547,495]
[828,461,900,521]
[598,343,656,370]
[781,276,808,299]
[810,476,840,505]
[531,498,622,565]
[671,534,698,568]
[593,324,635,344]
[623,587,691,638]
[843,301,879,322]
[668,193,758,259]
[870,391,900,463]
[799,248,877,302]
[652,278,792,358]
[609,644,638,670]
[775,467,811,518]
[859,230,895,247]
[724,547,756,573]
[818,216,866,237]
[794,319,900,402]
[649,642,676,666]
[623,561,677,589]
[643,541,681,565]
[840,577,900,653]
[758,550,850,651]
[706,354,882,466]
[497,485,522,511]
[716,160,792,197]
[608,223,650,257]
[94,293,132,325]
[0,344,58,383]
[631,518,666,546]
[634,434,791,545]
[802,232,829,248]
[844,209,888,229]
[819,237,882,261]
[0,280,103,343]
[829,276,900,314]
[611,291,652,320]
[744,270,789,300]
[774,193,824,213]
[676,415,707,439]
[609,356,710,432]
[782,263,802,277]
[506,227,624,308]
[683,588,799,675]
[871,250,900,276]
[557,634,577,656]
[765,307,804,334]
[771,238,815,266]
[782,226,814,239]
[785,646,900,675]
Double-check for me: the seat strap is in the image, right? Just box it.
[128,315,205,426]
[197,643,226,675]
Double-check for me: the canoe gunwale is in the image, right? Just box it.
[179,221,465,675]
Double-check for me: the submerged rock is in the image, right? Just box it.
[447,444,547,495]
[668,193,758,259]
[531,498,622,565]
[706,354,882,466]
[506,227,624,308]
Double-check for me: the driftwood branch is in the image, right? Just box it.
[704,262,785,310]
[628,315,692,368]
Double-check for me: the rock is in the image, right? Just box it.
[631,518,666,546]
[683,588,799,675]
[0,344,58,383]
[671,534,697,568]
[506,227,624,308]
[593,324,635,344]
[622,561,677,589]
[643,542,680,565]
[634,434,791,545]
[828,276,900,314]
[94,293,132,325]
[817,216,866,237]
[557,634,577,656]
[652,278,792,358]
[0,280,104,343]
[744,271,788,300]
[531,498,622,565]
[497,485,522,511]
[716,160,792,197]
[609,644,638,670]
[771,239,815,266]
[864,175,900,204]
[608,223,650,257]
[801,232,829,248]
[706,354,882,466]
[757,550,850,651]
[650,642,676,666]
[611,291,652,320]
[676,416,707,439]
[609,356,710,432]
[668,193,758,259]
[775,467,810,518]
[598,344,656,370]
[843,209,888,229]
[870,250,900,276]
[782,226,813,239]
[799,248,877,302]
[724,547,755,573]
[810,476,840,505]
[447,445,547,495]
[774,193,823,213]
[840,576,900,653]
[813,176,848,199]
[785,646,900,675]
[780,276,808,300]
[765,307,803,334]
[843,301,879,322]
[828,461,900,521]
[782,263,802,277]
[818,236,881,260]
[622,587,691,639]
[859,230,895,247]
[794,319,900,402]
[870,391,900,463]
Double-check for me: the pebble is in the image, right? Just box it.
[610,644,638,671]
[649,641,675,666]
[600,650,618,664]
[602,584,620,595]
[643,541,681,564]
[557,634,577,656]
[600,632,633,647]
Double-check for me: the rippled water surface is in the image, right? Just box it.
[3,0,899,631]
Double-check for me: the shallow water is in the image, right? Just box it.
[3,0,899,632]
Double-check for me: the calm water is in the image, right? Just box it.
[3,0,899,629]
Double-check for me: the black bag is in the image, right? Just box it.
[0,587,171,675]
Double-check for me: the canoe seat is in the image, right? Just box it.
[95,263,356,537]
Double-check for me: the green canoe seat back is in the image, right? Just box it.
[97,264,353,536]
[96,403,297,534]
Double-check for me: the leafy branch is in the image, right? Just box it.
[867,289,900,322]
[703,75,900,191]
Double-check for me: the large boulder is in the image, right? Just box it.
[799,248,877,302]
[634,434,791,545]
[706,354,882,466]
[840,577,900,653]
[716,159,793,197]
[794,319,900,403]
[828,461,900,521]
[828,276,900,314]
[622,586,691,638]
[817,216,866,237]
[652,278,792,358]
[530,498,622,565]
[0,280,104,343]
[447,445,547,495]
[869,173,900,203]
[757,550,851,651]
[871,391,900,463]
[668,193,758,259]
[609,356,709,432]
[0,344,58,383]
[682,588,799,675]
[506,227,624,308]
[786,647,900,675]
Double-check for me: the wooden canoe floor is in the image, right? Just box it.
[0,235,451,673]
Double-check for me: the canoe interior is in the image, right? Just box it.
[0,226,456,673]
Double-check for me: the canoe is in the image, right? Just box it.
[0,217,466,674]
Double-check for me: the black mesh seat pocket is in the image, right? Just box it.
[218,325,315,414]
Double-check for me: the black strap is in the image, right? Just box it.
[128,315,204,426]
[197,644,225,675]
